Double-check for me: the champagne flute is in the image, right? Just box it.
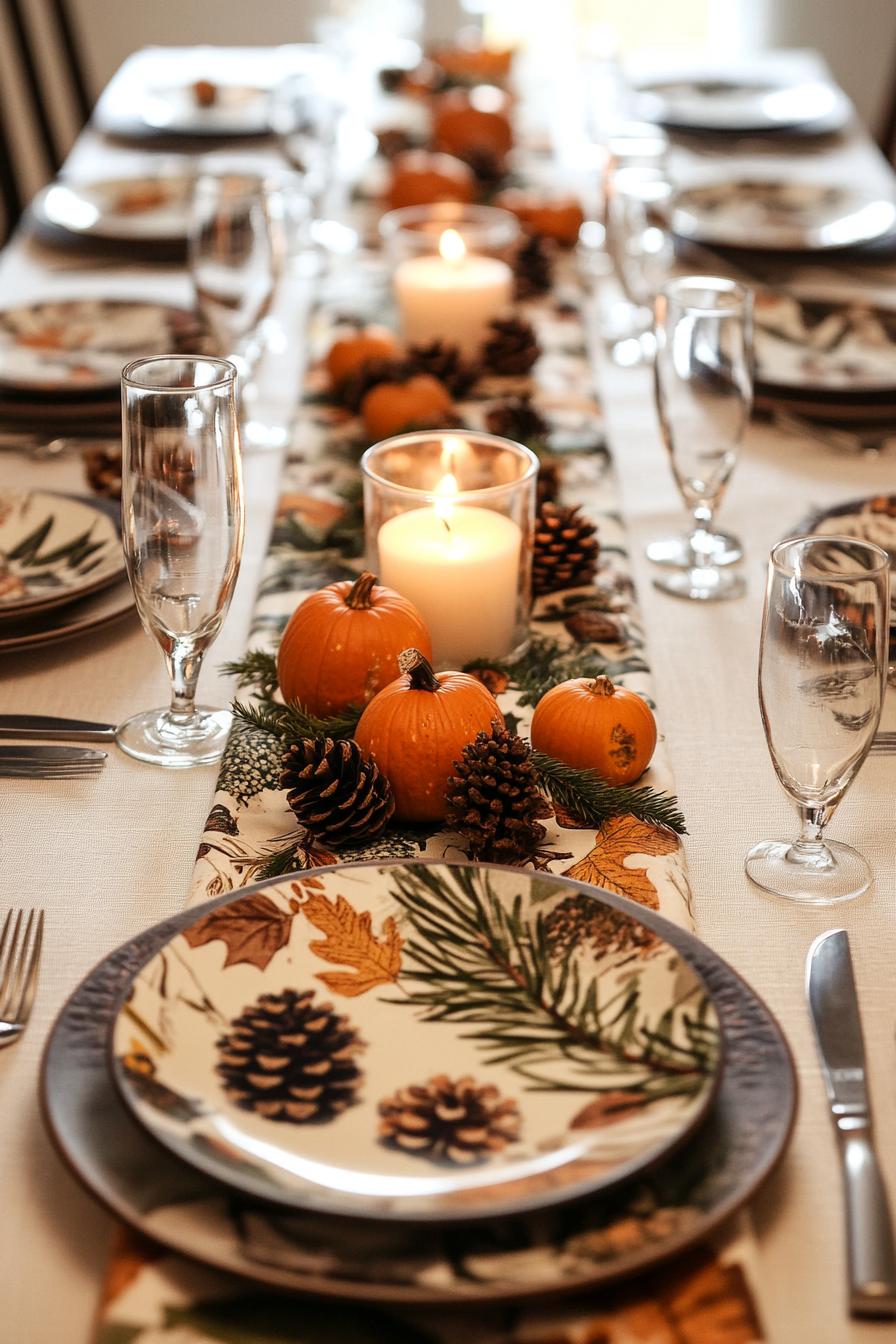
[746,535,890,904]
[603,166,673,366]
[116,357,245,768]
[650,276,752,599]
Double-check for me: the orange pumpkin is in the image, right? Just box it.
[277,572,432,716]
[494,189,584,248]
[361,374,454,441]
[530,675,657,785]
[387,150,475,210]
[354,648,503,821]
[326,326,401,386]
[432,44,515,86]
[433,86,514,159]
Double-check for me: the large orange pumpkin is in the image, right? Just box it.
[361,374,454,441]
[432,44,515,86]
[387,150,475,210]
[326,326,401,386]
[530,675,657,785]
[433,86,514,159]
[277,573,432,716]
[354,648,503,821]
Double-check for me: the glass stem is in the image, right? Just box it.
[787,802,835,869]
[166,641,202,723]
[689,504,715,568]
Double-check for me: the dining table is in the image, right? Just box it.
[1,41,895,1344]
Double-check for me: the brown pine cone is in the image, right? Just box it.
[280,737,394,845]
[406,339,477,398]
[378,1073,521,1163]
[536,458,562,507]
[480,315,540,377]
[461,145,508,188]
[445,725,551,864]
[333,356,411,413]
[83,442,122,501]
[513,234,554,300]
[484,392,549,446]
[376,127,415,159]
[533,501,599,595]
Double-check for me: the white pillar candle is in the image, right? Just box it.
[378,480,522,668]
[394,229,513,357]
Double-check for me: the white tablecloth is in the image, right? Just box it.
[1,47,895,1344]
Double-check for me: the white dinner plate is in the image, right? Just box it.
[670,180,896,252]
[31,175,194,245]
[635,76,851,135]
[111,861,721,1222]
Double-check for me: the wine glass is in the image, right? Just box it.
[116,357,245,768]
[269,72,341,217]
[650,276,752,599]
[603,166,673,366]
[745,535,890,904]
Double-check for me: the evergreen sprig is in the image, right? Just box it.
[532,750,686,835]
[465,634,646,709]
[256,836,307,880]
[221,648,279,698]
[232,697,362,745]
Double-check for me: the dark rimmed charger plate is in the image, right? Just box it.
[40,862,797,1307]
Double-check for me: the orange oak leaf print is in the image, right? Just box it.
[303,891,403,996]
[563,815,679,910]
[182,892,297,971]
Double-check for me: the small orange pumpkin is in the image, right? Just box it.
[354,648,503,821]
[432,44,515,86]
[494,189,584,248]
[277,572,432,716]
[387,150,475,210]
[433,86,514,159]
[530,675,657,785]
[361,374,454,441]
[326,326,401,386]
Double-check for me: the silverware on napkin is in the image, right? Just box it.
[806,928,896,1318]
[0,714,116,742]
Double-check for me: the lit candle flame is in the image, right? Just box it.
[434,470,458,530]
[439,229,466,265]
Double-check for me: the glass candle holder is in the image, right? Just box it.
[379,204,519,356]
[361,429,537,670]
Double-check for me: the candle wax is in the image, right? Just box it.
[378,503,521,668]
[394,252,513,356]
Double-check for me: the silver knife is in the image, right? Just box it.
[0,715,116,742]
[806,929,896,1318]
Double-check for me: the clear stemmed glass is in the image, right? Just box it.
[745,535,890,904]
[116,357,245,768]
[269,72,341,218]
[603,166,674,366]
[650,276,753,599]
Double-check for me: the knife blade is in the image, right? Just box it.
[806,928,896,1318]
[0,714,116,742]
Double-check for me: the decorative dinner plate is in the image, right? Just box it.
[800,496,896,578]
[0,300,203,395]
[0,490,124,618]
[0,578,134,653]
[134,82,269,138]
[110,863,721,1221]
[670,180,896,252]
[30,175,194,251]
[754,291,896,399]
[635,77,850,135]
[41,863,795,1306]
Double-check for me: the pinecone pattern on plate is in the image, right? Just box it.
[216,989,365,1123]
[480,315,540,376]
[378,1073,521,1163]
[543,893,659,962]
[406,339,477,398]
[533,500,599,595]
[513,234,554,300]
[445,725,551,864]
[281,737,395,846]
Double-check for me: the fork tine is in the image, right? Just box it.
[0,911,23,1018]
[11,910,43,1026]
[2,910,34,1022]
[0,911,12,968]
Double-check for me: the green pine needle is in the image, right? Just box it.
[531,750,687,835]
[256,836,306,880]
[232,697,361,744]
[220,649,279,698]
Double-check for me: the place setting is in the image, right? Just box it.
[3,17,896,1344]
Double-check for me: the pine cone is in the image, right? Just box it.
[445,725,550,864]
[480,316,540,377]
[334,356,410,413]
[83,442,122,500]
[533,501,599,595]
[406,339,477,398]
[536,458,562,507]
[544,893,659,961]
[378,1073,520,1163]
[216,989,364,1123]
[461,145,508,188]
[484,392,549,446]
[376,127,414,159]
[513,234,554,301]
[281,737,394,846]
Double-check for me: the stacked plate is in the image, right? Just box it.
[0,489,133,653]
[42,860,796,1305]
[29,175,195,262]
[633,74,851,138]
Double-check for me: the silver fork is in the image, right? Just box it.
[870,733,896,755]
[0,746,107,778]
[0,910,44,1048]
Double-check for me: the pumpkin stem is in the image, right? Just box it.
[345,571,378,610]
[399,647,440,691]
[588,675,616,697]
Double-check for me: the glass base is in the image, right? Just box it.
[744,838,872,905]
[116,706,232,768]
[653,566,745,602]
[646,531,742,568]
